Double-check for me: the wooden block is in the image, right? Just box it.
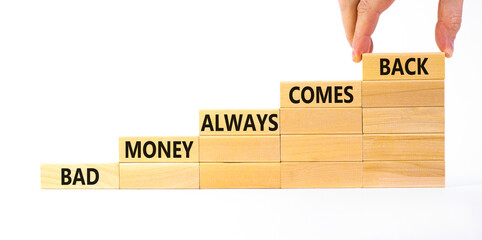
[199,136,280,163]
[363,107,444,134]
[200,163,280,189]
[363,52,445,80]
[199,109,279,136]
[363,161,445,187]
[281,135,362,162]
[119,163,199,189]
[362,80,444,107]
[280,108,362,134]
[280,81,361,108]
[281,162,362,188]
[363,134,444,161]
[119,136,198,163]
[41,163,119,189]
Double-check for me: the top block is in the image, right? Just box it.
[199,109,279,136]
[280,81,361,108]
[363,53,445,80]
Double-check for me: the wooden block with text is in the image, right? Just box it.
[281,135,362,162]
[363,52,445,80]
[363,134,444,161]
[200,163,280,189]
[280,81,361,108]
[363,161,445,188]
[362,80,444,107]
[281,162,362,188]
[119,163,199,189]
[199,136,280,163]
[199,109,279,136]
[41,163,119,189]
[280,108,362,134]
[119,136,198,163]
[363,107,444,134]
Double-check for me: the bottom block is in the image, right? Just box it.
[200,163,280,189]
[41,163,119,189]
[281,162,362,188]
[363,161,445,188]
[120,163,199,189]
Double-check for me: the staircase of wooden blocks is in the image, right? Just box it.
[40,52,445,189]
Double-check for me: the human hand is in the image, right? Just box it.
[338,0,463,63]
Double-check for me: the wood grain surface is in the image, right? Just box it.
[281,135,362,162]
[119,163,199,189]
[281,162,362,188]
[200,163,280,189]
[363,107,444,133]
[200,136,280,163]
[280,108,362,134]
[363,161,445,187]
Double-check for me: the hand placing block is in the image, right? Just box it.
[363,52,445,80]
[200,163,280,188]
[363,161,445,187]
[281,135,362,162]
[363,107,444,134]
[362,80,444,107]
[280,108,362,134]
[119,137,198,163]
[119,163,199,189]
[199,136,280,163]
[363,134,444,161]
[281,162,362,188]
[41,163,119,189]
[199,109,279,136]
[280,81,361,108]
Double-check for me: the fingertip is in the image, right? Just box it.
[352,36,372,63]
[445,48,453,58]
[446,40,454,57]
[435,23,454,58]
[352,52,361,63]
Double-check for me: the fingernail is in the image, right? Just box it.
[445,40,454,57]
[352,50,362,63]
[352,49,362,63]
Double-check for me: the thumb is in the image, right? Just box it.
[435,0,463,57]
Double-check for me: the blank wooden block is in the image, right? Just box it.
[363,161,445,188]
[362,80,444,107]
[363,134,444,161]
[280,81,361,108]
[363,52,445,80]
[200,163,280,189]
[281,162,362,188]
[281,135,362,162]
[199,136,280,163]
[199,109,279,136]
[119,163,199,189]
[363,107,444,134]
[41,163,119,189]
[280,108,362,134]
[119,136,198,163]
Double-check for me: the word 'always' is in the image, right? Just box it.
[201,114,278,132]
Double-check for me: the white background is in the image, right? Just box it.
[1,0,482,239]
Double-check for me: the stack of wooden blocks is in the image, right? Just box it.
[41,52,445,189]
